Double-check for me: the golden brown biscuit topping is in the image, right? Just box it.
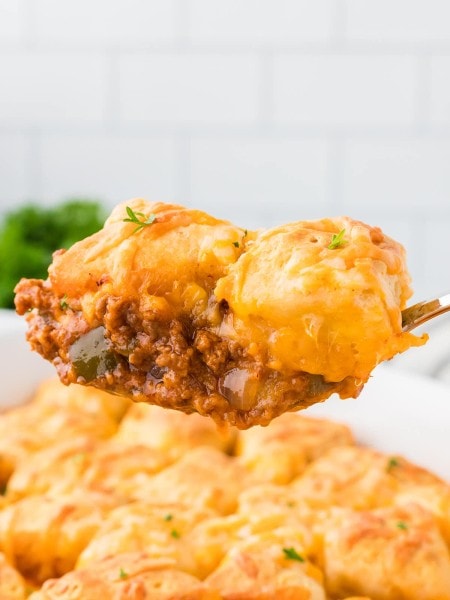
[15,199,425,427]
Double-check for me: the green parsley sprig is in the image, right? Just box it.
[119,567,128,579]
[282,547,305,562]
[396,521,408,531]
[386,457,400,473]
[60,294,70,310]
[123,206,157,233]
[328,229,346,250]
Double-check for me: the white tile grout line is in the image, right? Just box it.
[104,48,121,133]
[3,124,450,138]
[25,128,42,202]
[326,136,345,215]
[414,54,432,134]
[175,0,190,48]
[257,49,274,129]
[175,135,192,205]
[330,0,348,50]
[2,39,450,54]
[22,0,37,51]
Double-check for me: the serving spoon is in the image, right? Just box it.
[402,293,450,332]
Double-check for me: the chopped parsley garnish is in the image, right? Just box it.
[233,241,240,248]
[123,206,157,233]
[170,529,181,539]
[396,521,408,531]
[163,513,173,522]
[386,457,400,472]
[119,567,128,579]
[60,294,69,310]
[282,547,305,562]
[328,228,346,250]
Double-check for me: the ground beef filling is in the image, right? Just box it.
[15,279,354,428]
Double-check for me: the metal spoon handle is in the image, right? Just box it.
[402,293,450,332]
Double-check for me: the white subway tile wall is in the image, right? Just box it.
[430,56,450,124]
[0,0,449,300]
[273,55,416,126]
[118,53,260,124]
[0,1,23,42]
[190,138,330,226]
[0,133,32,208]
[187,0,334,44]
[0,51,108,124]
[345,0,450,43]
[40,134,178,204]
[342,139,450,215]
[33,0,177,45]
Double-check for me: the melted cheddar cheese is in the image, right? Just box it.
[15,200,426,427]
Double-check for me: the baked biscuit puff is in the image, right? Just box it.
[205,532,326,600]
[77,501,215,575]
[15,200,425,428]
[321,503,450,600]
[236,413,354,484]
[5,437,101,501]
[127,446,250,515]
[6,437,173,503]
[29,553,220,600]
[393,479,450,546]
[291,445,445,511]
[236,484,320,553]
[0,552,26,600]
[0,378,126,488]
[115,403,236,459]
[31,377,130,422]
[184,514,250,580]
[186,512,315,581]
[0,491,117,586]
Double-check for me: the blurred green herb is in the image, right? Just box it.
[60,294,70,310]
[282,547,305,562]
[0,199,106,309]
[328,229,346,250]
[386,456,400,473]
[123,206,156,233]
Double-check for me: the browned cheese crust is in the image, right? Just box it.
[28,553,220,600]
[0,552,26,600]
[1,382,450,600]
[15,199,425,428]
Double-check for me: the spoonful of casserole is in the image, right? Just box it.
[14,199,427,428]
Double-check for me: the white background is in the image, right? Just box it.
[1,0,450,302]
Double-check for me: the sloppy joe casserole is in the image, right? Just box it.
[0,379,449,599]
[15,199,425,427]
